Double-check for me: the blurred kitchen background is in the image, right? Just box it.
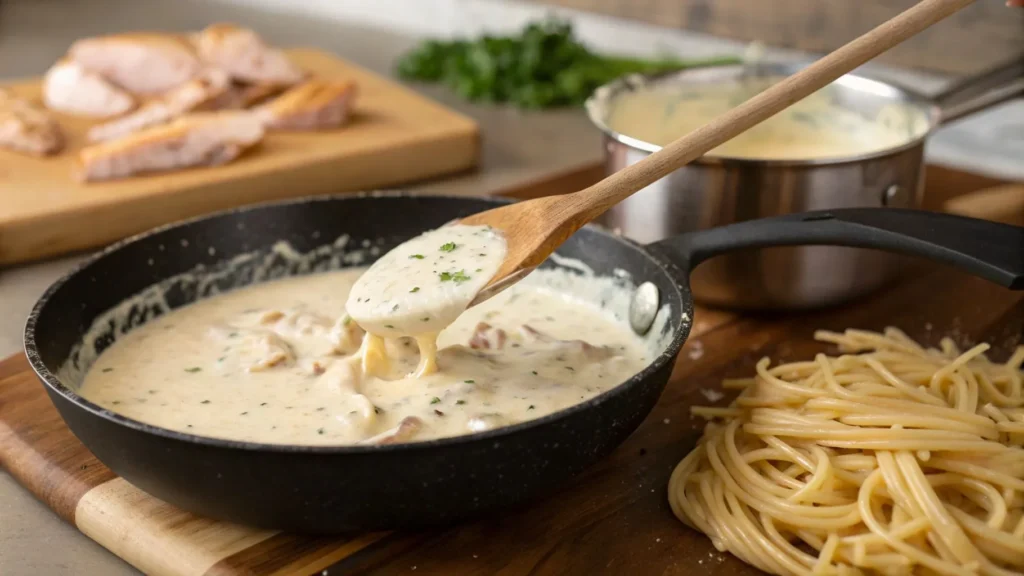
[0,0,1021,182]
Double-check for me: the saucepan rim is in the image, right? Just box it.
[24,192,693,455]
[584,60,942,167]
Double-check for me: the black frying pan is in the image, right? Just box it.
[23,193,1024,534]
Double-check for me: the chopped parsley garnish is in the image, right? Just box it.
[391,304,400,312]
[439,270,471,283]
[184,367,202,373]
[316,407,326,411]
[101,367,113,373]
[409,286,420,293]
[531,370,538,375]
[409,254,425,259]
[565,366,575,372]
[317,428,325,435]
[439,242,457,252]
[260,402,268,406]
[200,400,211,404]
[430,397,441,404]
[422,317,431,322]
[342,315,352,326]
[528,405,536,410]
[456,400,466,405]
[385,324,395,329]
[434,409,445,416]
[464,379,475,384]
[240,411,248,416]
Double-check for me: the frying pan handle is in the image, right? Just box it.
[650,208,1024,290]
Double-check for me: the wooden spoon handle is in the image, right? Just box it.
[568,0,978,222]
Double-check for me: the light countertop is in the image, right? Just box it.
[0,0,1020,574]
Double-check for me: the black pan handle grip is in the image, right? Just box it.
[651,208,1024,290]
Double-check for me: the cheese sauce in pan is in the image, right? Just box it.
[78,267,650,446]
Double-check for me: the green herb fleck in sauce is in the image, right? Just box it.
[317,428,325,435]
[528,405,536,410]
[439,270,471,283]
[101,367,113,373]
[464,379,475,384]
[440,242,458,252]
[409,286,420,293]
[430,396,441,404]
[385,324,395,329]
[456,400,466,405]
[409,254,425,260]
[200,400,211,404]
[185,367,202,373]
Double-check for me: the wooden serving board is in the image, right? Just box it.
[0,48,479,267]
[2,267,1022,575]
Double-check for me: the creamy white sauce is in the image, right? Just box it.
[346,224,507,379]
[606,77,929,160]
[346,225,506,337]
[77,267,650,446]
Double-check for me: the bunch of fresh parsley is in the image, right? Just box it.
[395,19,740,109]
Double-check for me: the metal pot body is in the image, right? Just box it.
[598,137,926,309]
[586,62,939,310]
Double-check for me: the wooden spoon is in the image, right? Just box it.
[461,0,978,304]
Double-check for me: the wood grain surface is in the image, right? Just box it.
[0,48,479,267]
[526,0,1024,76]
[2,263,1022,575]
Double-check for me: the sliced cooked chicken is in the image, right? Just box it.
[42,59,135,118]
[361,417,423,446]
[77,111,265,182]
[201,81,284,111]
[0,90,64,156]
[193,24,304,86]
[87,69,231,142]
[69,33,200,95]
[255,79,357,130]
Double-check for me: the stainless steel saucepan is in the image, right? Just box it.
[585,59,1023,310]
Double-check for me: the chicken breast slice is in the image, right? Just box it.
[42,59,135,118]
[255,79,357,131]
[69,32,200,95]
[193,24,304,86]
[77,111,265,182]
[0,90,64,156]
[201,81,284,111]
[87,69,231,142]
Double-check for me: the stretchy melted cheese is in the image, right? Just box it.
[606,77,929,160]
[78,267,649,446]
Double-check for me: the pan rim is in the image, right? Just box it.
[24,192,692,455]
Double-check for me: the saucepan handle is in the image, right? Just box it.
[650,208,1024,290]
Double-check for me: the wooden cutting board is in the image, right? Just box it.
[2,263,1023,575]
[0,48,479,267]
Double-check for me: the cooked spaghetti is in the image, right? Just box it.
[669,327,1024,576]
